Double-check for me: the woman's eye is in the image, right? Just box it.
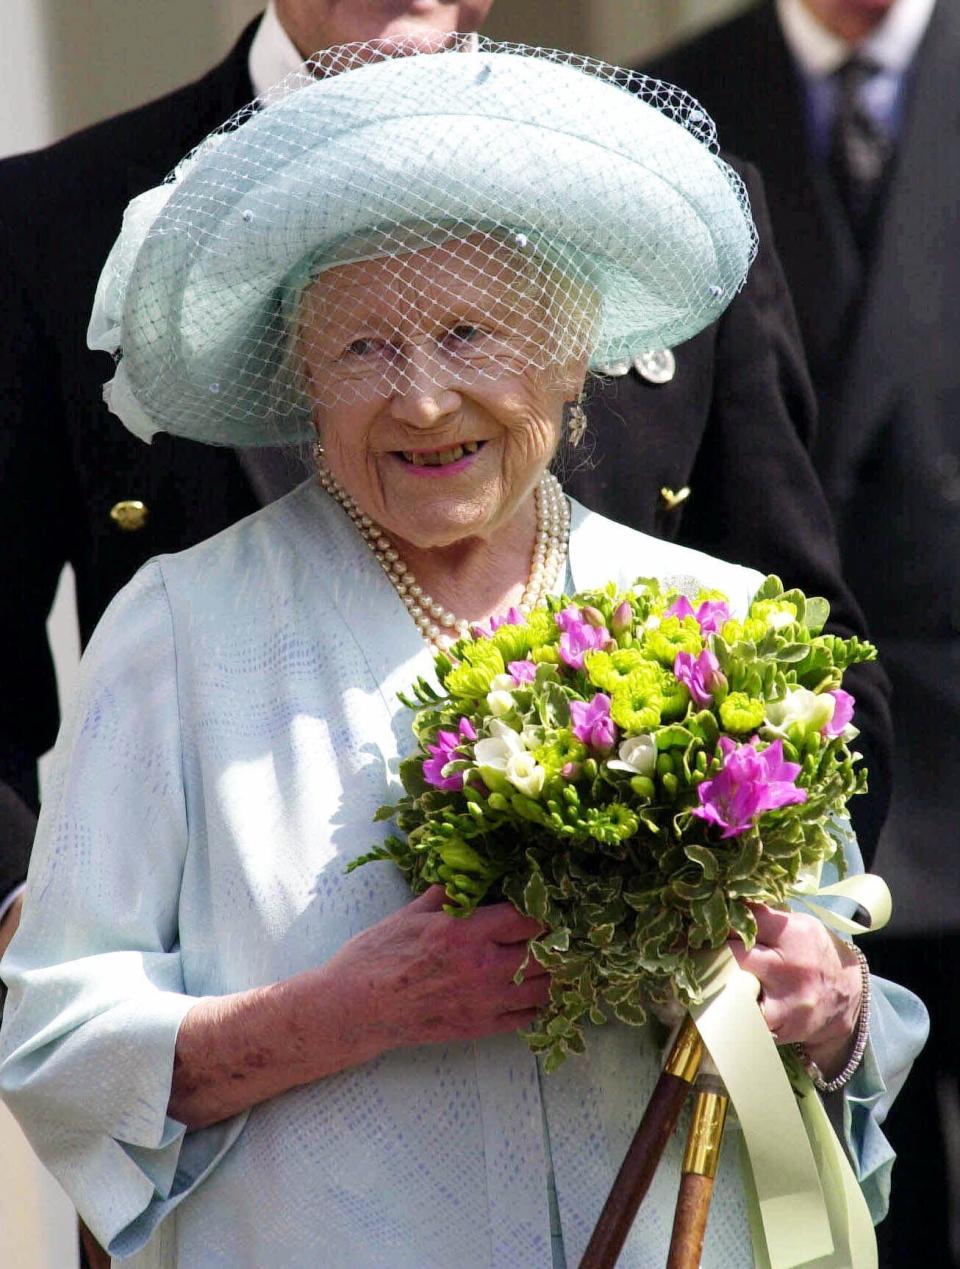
[447,324,481,345]
[343,338,375,357]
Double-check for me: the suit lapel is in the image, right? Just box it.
[124,18,258,202]
[120,20,283,505]
[816,0,960,488]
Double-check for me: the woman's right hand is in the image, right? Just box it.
[169,887,549,1129]
[317,885,550,1058]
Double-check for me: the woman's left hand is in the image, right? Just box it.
[727,904,863,1080]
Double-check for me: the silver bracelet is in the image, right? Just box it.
[793,944,871,1094]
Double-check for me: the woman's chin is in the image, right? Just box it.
[387,516,494,553]
[377,459,507,549]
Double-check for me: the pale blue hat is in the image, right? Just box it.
[89,38,757,446]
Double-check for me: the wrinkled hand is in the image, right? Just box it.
[318,886,550,1058]
[728,904,863,1078]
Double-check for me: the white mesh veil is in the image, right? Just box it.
[88,36,758,447]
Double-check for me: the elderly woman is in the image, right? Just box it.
[0,39,925,1268]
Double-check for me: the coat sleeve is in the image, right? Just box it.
[0,561,248,1258]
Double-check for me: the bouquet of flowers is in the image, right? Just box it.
[350,575,875,1072]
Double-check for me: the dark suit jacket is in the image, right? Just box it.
[650,0,960,927]
[0,17,891,902]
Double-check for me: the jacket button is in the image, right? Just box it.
[109,500,149,531]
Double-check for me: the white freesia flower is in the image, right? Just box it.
[474,723,527,776]
[490,674,516,692]
[505,752,546,798]
[488,719,519,739]
[607,734,657,775]
[486,690,516,717]
[766,687,834,733]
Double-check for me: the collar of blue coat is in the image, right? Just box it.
[270,481,763,720]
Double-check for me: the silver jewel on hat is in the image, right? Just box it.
[634,348,676,385]
[593,359,631,378]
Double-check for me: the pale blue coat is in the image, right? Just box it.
[0,483,928,1266]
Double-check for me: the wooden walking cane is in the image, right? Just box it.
[666,1078,730,1269]
[579,1016,703,1269]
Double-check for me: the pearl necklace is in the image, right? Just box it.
[316,463,570,649]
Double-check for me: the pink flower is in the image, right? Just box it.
[570,693,618,754]
[611,601,633,637]
[423,717,477,791]
[822,689,855,738]
[666,596,731,634]
[507,659,538,685]
[673,649,725,707]
[556,606,611,669]
[692,737,807,838]
[471,607,525,639]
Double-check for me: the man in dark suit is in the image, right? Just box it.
[0,7,891,917]
[649,2,958,1262]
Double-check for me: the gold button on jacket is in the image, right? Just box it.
[109,500,149,532]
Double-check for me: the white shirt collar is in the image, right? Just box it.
[776,0,936,77]
[248,0,306,100]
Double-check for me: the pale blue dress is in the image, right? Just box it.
[0,482,928,1266]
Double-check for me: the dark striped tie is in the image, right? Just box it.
[828,55,892,247]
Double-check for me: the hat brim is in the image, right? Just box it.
[116,50,755,446]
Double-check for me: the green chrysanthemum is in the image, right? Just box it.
[534,729,588,775]
[527,610,560,646]
[587,802,639,843]
[583,647,652,692]
[720,617,768,645]
[659,670,691,721]
[643,616,703,667]
[490,621,534,663]
[719,692,766,733]
[531,643,561,664]
[749,599,799,631]
[610,669,664,731]
[446,642,505,698]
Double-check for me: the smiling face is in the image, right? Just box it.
[299,238,587,552]
[275,0,494,56]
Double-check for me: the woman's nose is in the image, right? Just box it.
[388,344,461,426]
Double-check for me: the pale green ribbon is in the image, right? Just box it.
[687,871,890,1269]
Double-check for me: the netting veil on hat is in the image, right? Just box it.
[88,37,758,447]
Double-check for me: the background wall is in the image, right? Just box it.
[3,1,751,158]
